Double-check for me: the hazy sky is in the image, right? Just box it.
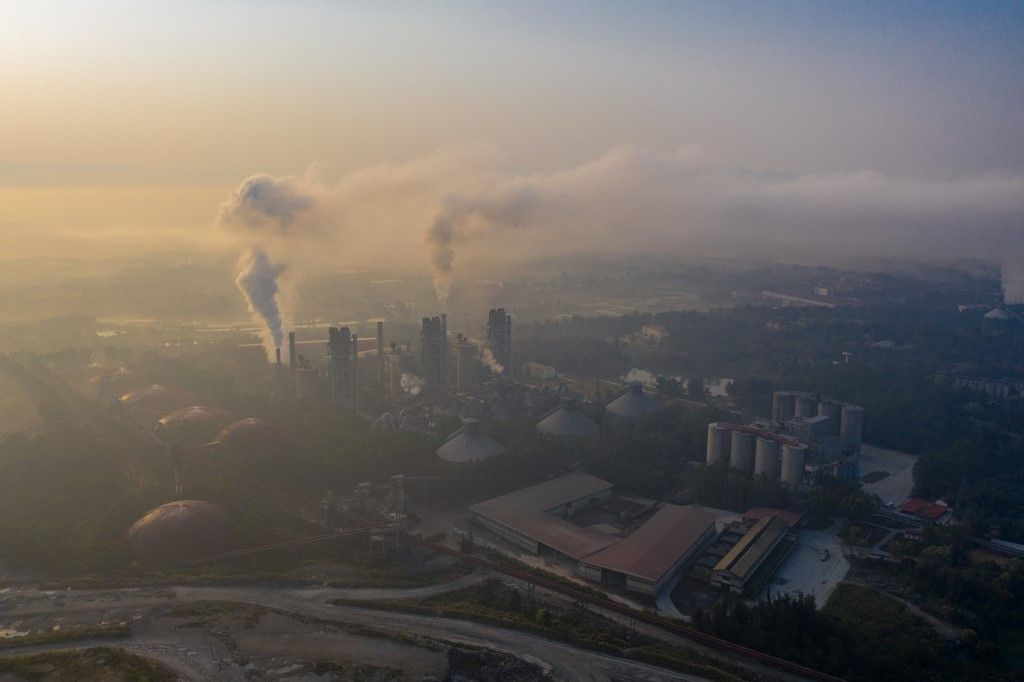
[2,1,1023,271]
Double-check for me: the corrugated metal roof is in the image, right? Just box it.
[582,504,715,582]
[536,398,599,437]
[470,472,617,559]
[713,516,788,580]
[605,383,661,419]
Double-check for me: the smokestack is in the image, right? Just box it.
[376,321,384,387]
[288,332,296,379]
[275,347,282,383]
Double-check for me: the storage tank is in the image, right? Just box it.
[840,404,864,451]
[794,395,815,419]
[771,392,795,422]
[754,437,780,479]
[730,431,755,473]
[816,399,842,435]
[781,444,807,494]
[706,423,731,466]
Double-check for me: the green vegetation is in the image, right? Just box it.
[334,579,748,682]
[0,646,176,681]
[696,583,1023,681]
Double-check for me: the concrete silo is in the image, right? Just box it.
[816,399,843,436]
[730,431,756,473]
[840,405,864,451]
[794,394,816,419]
[754,437,780,479]
[781,444,807,494]
[706,423,731,466]
[771,392,795,422]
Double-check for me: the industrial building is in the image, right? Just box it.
[710,515,794,595]
[436,418,506,463]
[579,504,715,595]
[486,308,512,369]
[536,396,599,437]
[326,326,358,408]
[470,472,617,559]
[420,315,448,390]
[706,390,864,494]
[120,384,198,414]
[470,473,718,596]
[604,383,661,422]
[127,499,234,565]
[455,335,478,393]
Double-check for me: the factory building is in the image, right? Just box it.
[536,396,599,437]
[604,383,661,423]
[471,473,718,596]
[710,515,792,594]
[326,326,358,408]
[127,500,233,565]
[420,315,449,391]
[436,418,506,463]
[579,504,716,595]
[386,346,418,399]
[455,335,478,393]
[486,308,512,369]
[771,390,863,482]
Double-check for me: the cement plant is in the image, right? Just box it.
[2,3,1024,681]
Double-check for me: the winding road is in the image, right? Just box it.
[0,578,713,681]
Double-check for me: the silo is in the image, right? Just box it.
[781,444,807,494]
[794,394,815,419]
[754,437,780,479]
[840,405,864,451]
[771,392,795,422]
[706,423,731,466]
[816,399,842,435]
[730,431,755,473]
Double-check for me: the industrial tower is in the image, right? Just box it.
[326,326,358,408]
[486,308,512,368]
[420,314,448,390]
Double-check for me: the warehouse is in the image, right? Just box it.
[580,504,716,595]
[469,472,617,559]
[710,515,792,594]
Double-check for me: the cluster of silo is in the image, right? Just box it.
[706,422,806,494]
[771,390,863,451]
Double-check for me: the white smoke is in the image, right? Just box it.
[400,372,424,396]
[235,247,286,361]
[219,145,1024,304]
[479,347,504,376]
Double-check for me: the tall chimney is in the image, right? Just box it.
[376,321,384,386]
[275,347,282,383]
[288,332,296,380]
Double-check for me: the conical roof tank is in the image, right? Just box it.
[537,397,599,437]
[605,383,660,420]
[436,418,506,463]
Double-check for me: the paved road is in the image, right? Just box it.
[0,583,709,681]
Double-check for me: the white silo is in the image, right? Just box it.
[840,405,864,451]
[781,444,807,494]
[730,431,755,473]
[816,399,842,436]
[794,394,815,419]
[706,423,731,466]
[754,437,780,479]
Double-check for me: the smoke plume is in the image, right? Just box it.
[235,247,286,362]
[219,145,1024,304]
[479,347,504,376]
[400,372,424,396]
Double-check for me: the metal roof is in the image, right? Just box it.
[470,472,617,559]
[582,504,715,583]
[713,516,788,580]
[157,406,236,428]
[536,398,599,437]
[127,499,233,565]
[119,384,198,413]
[605,383,661,419]
[214,417,287,455]
[437,419,507,463]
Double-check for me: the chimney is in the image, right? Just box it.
[288,332,296,380]
[376,321,384,386]
[275,347,282,383]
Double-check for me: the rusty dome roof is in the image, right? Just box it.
[214,417,287,455]
[119,384,198,414]
[84,368,150,401]
[156,406,237,429]
[127,499,233,565]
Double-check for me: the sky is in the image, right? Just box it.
[2,1,1023,291]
